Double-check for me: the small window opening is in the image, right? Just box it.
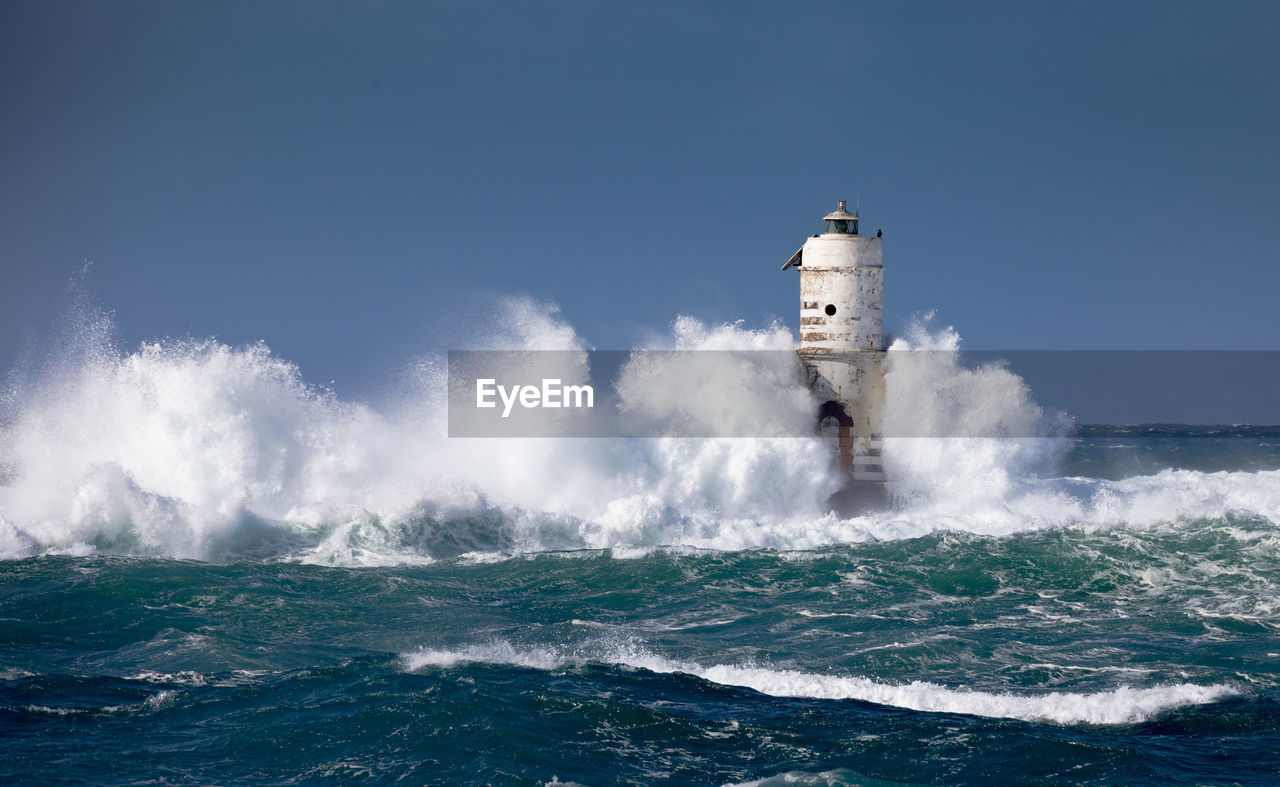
[824,304,837,316]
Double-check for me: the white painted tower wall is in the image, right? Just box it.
[798,235,883,351]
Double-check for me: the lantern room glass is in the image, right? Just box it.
[824,219,859,235]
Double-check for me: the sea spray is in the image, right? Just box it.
[3,298,1280,563]
[881,312,1067,507]
[0,297,836,562]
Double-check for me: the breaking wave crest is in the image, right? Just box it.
[2,299,1279,564]
[401,640,1237,726]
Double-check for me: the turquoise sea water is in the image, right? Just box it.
[3,434,1280,785]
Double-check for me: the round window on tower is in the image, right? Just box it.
[825,304,837,316]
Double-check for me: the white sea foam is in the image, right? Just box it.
[401,640,1236,725]
[0,297,836,562]
[725,769,874,787]
[2,297,1279,564]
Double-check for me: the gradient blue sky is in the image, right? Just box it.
[3,1,1277,397]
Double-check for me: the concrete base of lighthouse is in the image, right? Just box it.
[800,349,890,515]
[827,478,890,516]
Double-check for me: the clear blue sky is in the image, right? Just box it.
[3,1,1277,397]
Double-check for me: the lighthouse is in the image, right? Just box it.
[782,200,887,505]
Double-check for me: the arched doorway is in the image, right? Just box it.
[816,401,854,468]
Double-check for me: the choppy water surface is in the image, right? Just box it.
[3,515,1280,784]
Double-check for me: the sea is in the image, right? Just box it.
[2,299,1278,785]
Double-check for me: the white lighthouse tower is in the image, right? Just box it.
[782,200,887,496]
